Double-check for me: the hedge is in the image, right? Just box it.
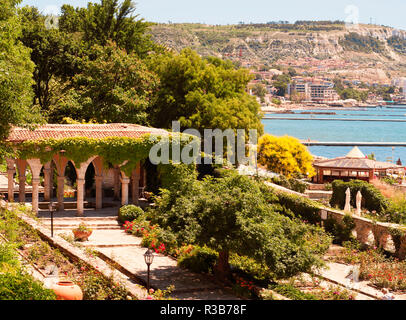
[329,180,389,214]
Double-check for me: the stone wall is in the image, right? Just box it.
[319,207,406,259]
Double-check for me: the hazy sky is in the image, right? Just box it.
[20,0,406,31]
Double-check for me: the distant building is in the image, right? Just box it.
[288,77,339,103]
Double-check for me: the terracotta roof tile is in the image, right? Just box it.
[7,124,168,143]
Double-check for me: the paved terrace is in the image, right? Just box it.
[37,205,239,300]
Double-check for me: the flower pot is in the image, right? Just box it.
[73,229,92,241]
[52,281,83,300]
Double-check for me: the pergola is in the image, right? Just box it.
[3,123,168,216]
[313,147,404,184]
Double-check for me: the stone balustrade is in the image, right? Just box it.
[319,207,406,259]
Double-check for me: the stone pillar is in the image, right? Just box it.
[120,176,130,206]
[6,159,15,202]
[26,159,43,216]
[95,175,103,210]
[43,162,52,202]
[57,175,65,211]
[131,165,140,205]
[31,177,40,214]
[113,166,120,201]
[16,160,27,203]
[76,178,85,216]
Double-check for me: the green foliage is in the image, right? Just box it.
[258,134,315,178]
[271,175,307,193]
[57,42,158,124]
[0,271,56,300]
[330,180,390,215]
[148,169,331,279]
[59,0,159,57]
[387,36,406,54]
[269,190,322,224]
[13,134,196,177]
[323,215,356,245]
[147,48,263,136]
[339,32,386,54]
[177,246,218,274]
[270,283,318,300]
[118,205,145,223]
[0,0,41,141]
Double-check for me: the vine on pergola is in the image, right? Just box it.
[9,133,198,176]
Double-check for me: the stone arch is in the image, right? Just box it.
[15,159,28,203]
[379,233,396,253]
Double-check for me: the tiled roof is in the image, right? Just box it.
[7,124,169,142]
[314,157,403,170]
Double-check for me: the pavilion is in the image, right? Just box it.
[312,147,404,184]
[2,123,169,216]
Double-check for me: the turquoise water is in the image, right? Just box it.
[262,106,406,163]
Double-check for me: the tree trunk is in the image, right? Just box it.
[214,250,232,281]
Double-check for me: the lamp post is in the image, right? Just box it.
[48,201,55,237]
[144,249,154,293]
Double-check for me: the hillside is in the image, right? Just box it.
[148,22,406,83]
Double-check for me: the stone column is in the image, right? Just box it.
[31,177,40,214]
[26,159,43,216]
[113,166,120,201]
[43,162,52,202]
[57,175,65,211]
[131,166,140,205]
[16,160,27,203]
[76,178,85,216]
[120,176,130,206]
[6,160,15,202]
[95,175,103,210]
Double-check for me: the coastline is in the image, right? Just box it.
[261,103,384,113]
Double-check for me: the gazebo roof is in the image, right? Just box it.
[345,146,365,159]
[6,124,169,143]
[314,157,402,170]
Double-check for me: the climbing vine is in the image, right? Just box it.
[9,133,199,177]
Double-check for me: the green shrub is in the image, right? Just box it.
[270,283,318,300]
[330,180,389,214]
[177,246,218,274]
[323,214,355,245]
[118,205,145,223]
[0,271,56,300]
[270,190,322,224]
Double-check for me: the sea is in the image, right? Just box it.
[262,106,406,163]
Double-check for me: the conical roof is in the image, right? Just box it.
[345,146,365,158]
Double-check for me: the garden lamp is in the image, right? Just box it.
[48,202,55,237]
[144,249,154,294]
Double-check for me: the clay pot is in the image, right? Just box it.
[73,230,92,241]
[52,281,83,300]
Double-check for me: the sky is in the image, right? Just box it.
[20,0,406,31]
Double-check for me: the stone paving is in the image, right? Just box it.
[38,207,239,300]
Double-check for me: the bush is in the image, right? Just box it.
[177,246,218,274]
[330,180,389,215]
[0,271,56,300]
[271,176,307,193]
[270,190,322,224]
[118,205,145,223]
[323,214,355,245]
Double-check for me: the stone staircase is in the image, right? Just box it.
[304,183,332,200]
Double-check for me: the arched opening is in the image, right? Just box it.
[64,161,77,206]
[85,162,95,197]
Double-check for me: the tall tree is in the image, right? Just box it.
[50,42,158,124]
[0,0,41,142]
[19,6,81,113]
[148,49,264,135]
[59,0,159,57]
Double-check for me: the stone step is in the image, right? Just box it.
[306,183,328,191]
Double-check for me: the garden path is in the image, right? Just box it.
[39,207,240,300]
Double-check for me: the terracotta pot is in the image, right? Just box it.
[73,230,92,241]
[52,281,83,300]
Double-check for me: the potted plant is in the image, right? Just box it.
[72,223,92,241]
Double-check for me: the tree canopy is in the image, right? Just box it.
[0,0,41,141]
[257,134,315,178]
